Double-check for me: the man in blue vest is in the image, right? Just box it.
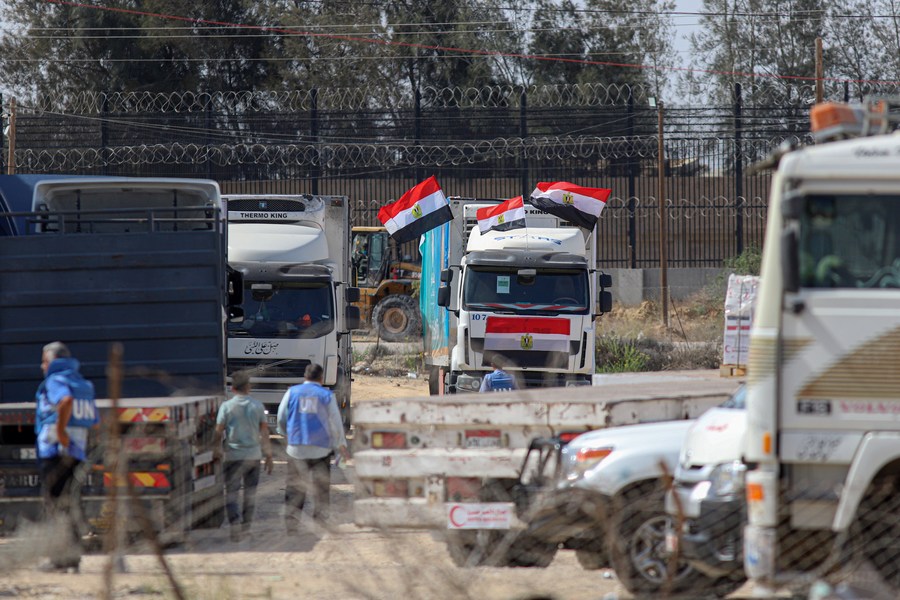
[35,341,99,572]
[479,356,518,392]
[276,363,350,533]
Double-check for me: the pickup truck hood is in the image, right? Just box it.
[680,407,747,469]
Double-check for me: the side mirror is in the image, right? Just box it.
[228,307,245,321]
[598,273,612,289]
[345,305,361,330]
[440,269,453,284]
[782,192,804,220]
[781,227,800,293]
[597,291,613,314]
[345,286,361,303]
[227,269,244,307]
[437,286,451,308]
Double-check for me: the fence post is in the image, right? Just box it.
[519,87,528,201]
[0,93,5,175]
[627,90,637,268]
[204,95,212,180]
[100,94,109,176]
[733,82,744,257]
[311,88,320,195]
[414,87,422,183]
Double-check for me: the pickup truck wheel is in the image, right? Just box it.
[373,294,421,342]
[610,483,701,595]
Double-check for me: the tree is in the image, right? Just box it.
[0,0,281,101]
[527,0,675,96]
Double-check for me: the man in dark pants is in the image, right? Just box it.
[35,341,98,572]
[214,370,273,542]
[276,363,350,533]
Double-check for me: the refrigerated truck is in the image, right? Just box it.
[223,194,360,430]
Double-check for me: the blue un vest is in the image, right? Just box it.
[285,381,333,449]
[36,358,98,460]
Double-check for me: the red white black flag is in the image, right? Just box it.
[484,316,570,353]
[475,196,526,235]
[378,176,453,244]
[528,181,611,230]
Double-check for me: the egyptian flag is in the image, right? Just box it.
[529,181,611,230]
[484,316,570,353]
[378,176,453,244]
[476,196,526,235]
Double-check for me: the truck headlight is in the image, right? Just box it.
[709,460,747,497]
[562,446,613,482]
[455,374,482,392]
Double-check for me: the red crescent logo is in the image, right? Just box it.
[448,505,467,528]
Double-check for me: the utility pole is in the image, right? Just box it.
[657,100,668,327]
[6,97,15,175]
[815,38,824,104]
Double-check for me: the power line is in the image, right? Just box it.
[30,0,900,86]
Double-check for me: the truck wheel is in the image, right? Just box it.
[609,482,703,595]
[847,476,900,591]
[373,294,421,342]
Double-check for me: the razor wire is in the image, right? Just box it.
[22,83,650,115]
[12,134,802,171]
[21,80,900,116]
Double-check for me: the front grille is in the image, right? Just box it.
[228,358,310,379]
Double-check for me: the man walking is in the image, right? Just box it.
[479,356,518,392]
[214,370,273,542]
[277,363,350,533]
[36,341,98,572]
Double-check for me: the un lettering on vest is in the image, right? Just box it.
[70,397,98,426]
[299,396,319,413]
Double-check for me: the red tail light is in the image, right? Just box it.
[372,479,409,498]
[372,432,407,449]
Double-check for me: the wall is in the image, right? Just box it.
[606,268,726,306]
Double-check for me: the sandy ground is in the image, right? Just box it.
[0,373,766,600]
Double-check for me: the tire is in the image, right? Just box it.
[373,294,421,342]
[609,481,726,597]
[846,476,900,592]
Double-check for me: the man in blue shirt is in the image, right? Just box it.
[214,370,272,542]
[277,363,350,533]
[36,341,98,572]
[479,356,518,392]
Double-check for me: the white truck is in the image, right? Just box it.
[423,197,610,394]
[352,371,739,565]
[742,99,900,595]
[223,194,360,429]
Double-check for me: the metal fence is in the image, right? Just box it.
[2,82,843,267]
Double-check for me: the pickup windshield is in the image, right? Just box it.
[800,194,900,289]
[228,281,334,339]
[463,267,589,314]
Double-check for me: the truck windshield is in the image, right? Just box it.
[228,281,334,339]
[800,195,900,289]
[463,267,589,314]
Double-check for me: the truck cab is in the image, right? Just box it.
[224,194,359,429]
[743,100,900,595]
[432,199,610,394]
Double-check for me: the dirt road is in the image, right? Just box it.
[0,373,756,600]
